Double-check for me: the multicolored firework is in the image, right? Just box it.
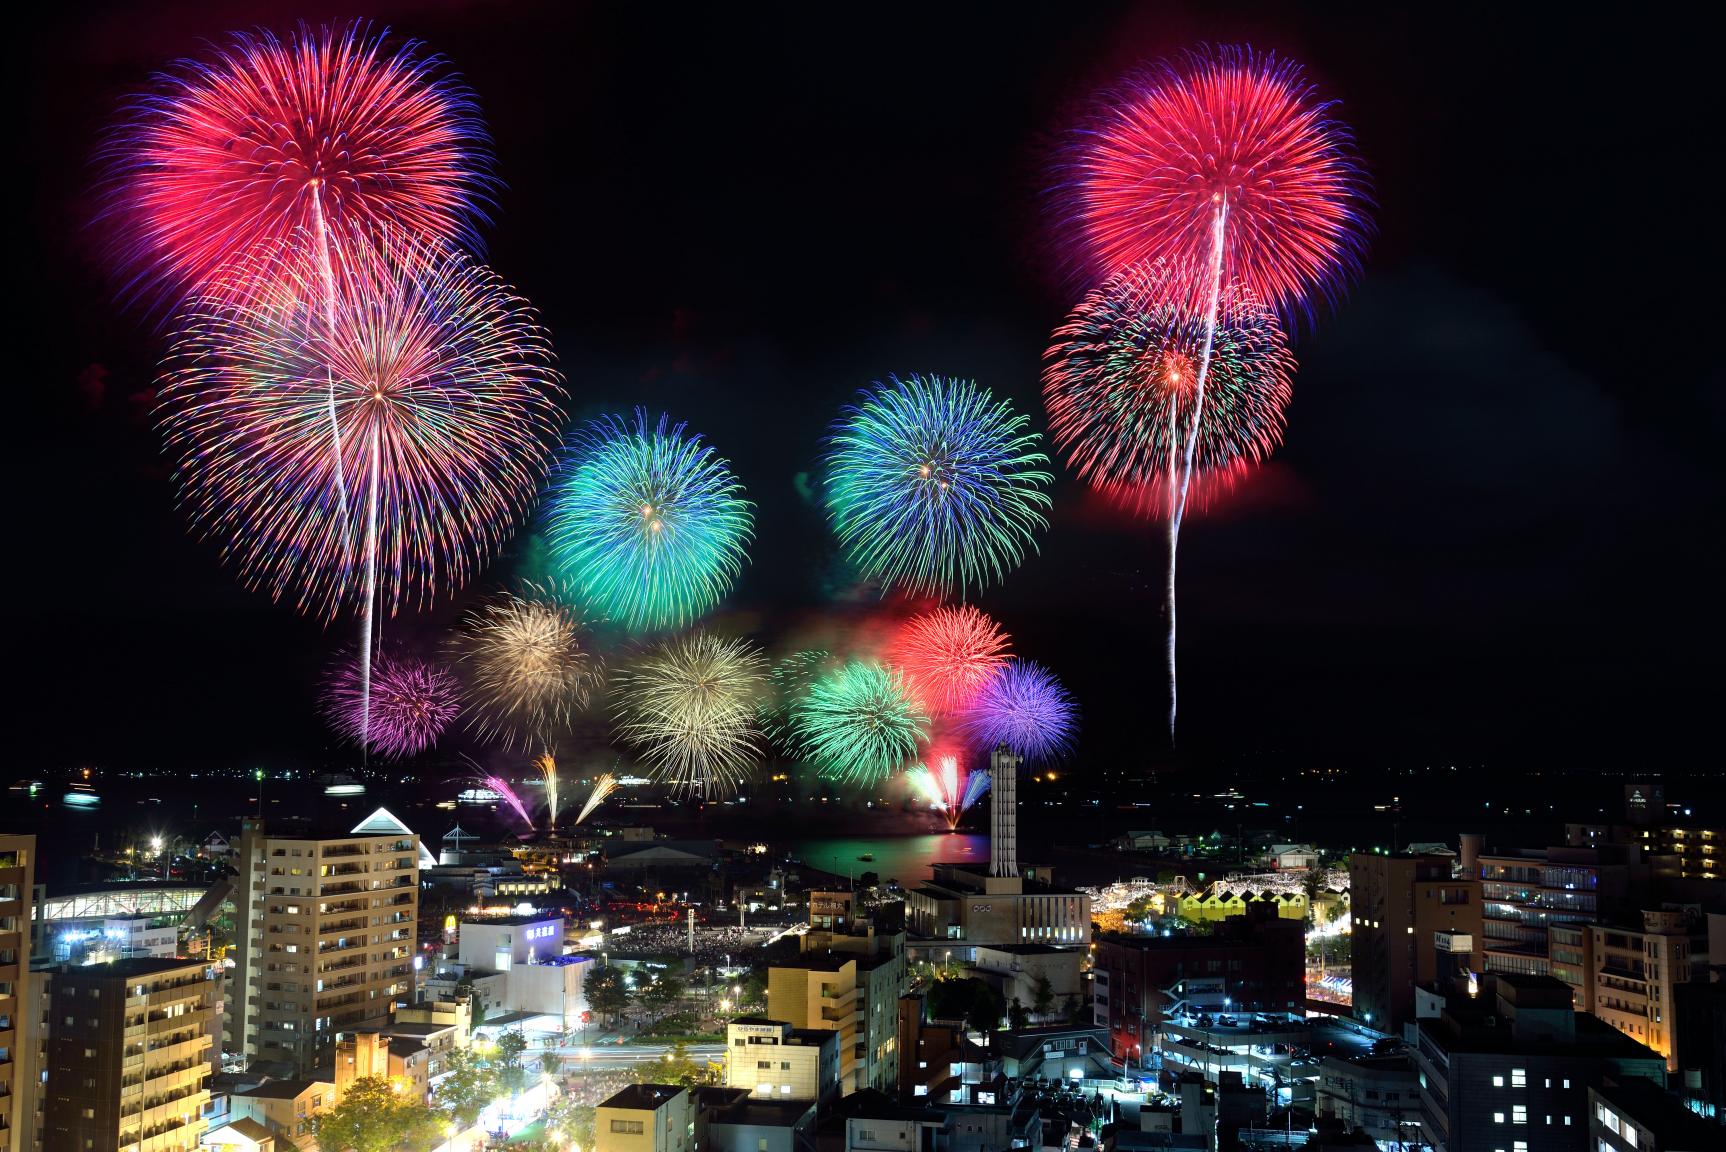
[481,774,535,830]
[824,375,1053,599]
[1043,262,1295,516]
[100,20,491,310]
[318,648,461,759]
[792,660,928,787]
[450,585,604,752]
[547,411,753,632]
[758,650,832,757]
[890,605,1013,715]
[158,236,562,621]
[907,752,991,830]
[576,773,619,825]
[1056,45,1369,318]
[960,660,1076,761]
[612,631,768,799]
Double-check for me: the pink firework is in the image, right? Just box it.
[889,606,1013,715]
[320,649,461,759]
[1058,45,1369,318]
[100,20,490,310]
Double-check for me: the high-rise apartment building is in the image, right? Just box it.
[0,835,36,1152]
[230,817,419,1073]
[42,957,216,1152]
[768,900,905,1094]
[1349,852,1482,1032]
[1588,909,1704,1071]
[1477,845,1636,979]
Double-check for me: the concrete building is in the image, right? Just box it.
[1315,1053,1421,1146]
[1566,820,1722,882]
[842,1090,948,1152]
[1349,852,1483,1032]
[43,957,216,1152]
[970,944,1085,1022]
[1477,844,1638,979]
[768,900,906,1095]
[1,835,36,1152]
[439,914,591,1029]
[229,816,419,1073]
[1411,973,1669,1152]
[1092,904,1305,1063]
[224,1079,335,1149]
[596,1083,695,1152]
[1589,1076,1721,1152]
[705,1097,817,1152]
[1588,908,1706,1070]
[723,1018,840,1105]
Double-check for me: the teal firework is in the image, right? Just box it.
[792,659,929,786]
[547,410,753,631]
[823,374,1053,598]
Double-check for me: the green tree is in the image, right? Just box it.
[495,1029,532,1095]
[548,1094,596,1150]
[586,965,632,1024]
[641,973,685,1016]
[311,1077,446,1152]
[966,982,1005,1034]
[1008,997,1029,1030]
[638,1041,716,1088]
[433,1049,497,1130]
[1032,974,1055,1019]
[738,971,768,1013]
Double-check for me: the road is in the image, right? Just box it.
[536,1042,726,1072]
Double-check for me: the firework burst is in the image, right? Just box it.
[960,660,1076,761]
[1056,45,1369,318]
[890,605,1013,715]
[547,411,753,632]
[450,585,604,752]
[158,236,562,620]
[100,20,491,310]
[612,631,768,799]
[319,648,461,760]
[793,660,928,787]
[824,375,1053,599]
[907,752,991,831]
[1043,262,1294,516]
[758,650,832,758]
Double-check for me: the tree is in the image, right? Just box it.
[641,973,685,1016]
[966,982,1005,1034]
[586,965,632,1025]
[495,1029,531,1095]
[311,1077,446,1152]
[1008,997,1029,1030]
[738,971,768,1013]
[638,1041,716,1088]
[1032,974,1055,1020]
[548,1093,596,1150]
[433,1049,497,1130]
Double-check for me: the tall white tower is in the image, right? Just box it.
[989,744,1022,879]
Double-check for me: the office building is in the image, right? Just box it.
[229,815,419,1073]
[1411,973,1667,1152]
[1,835,36,1152]
[1349,852,1483,1032]
[1588,908,1706,1070]
[42,957,216,1152]
[723,1018,840,1105]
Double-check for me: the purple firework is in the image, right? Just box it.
[960,660,1076,760]
[320,649,461,759]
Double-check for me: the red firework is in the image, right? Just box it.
[890,606,1013,716]
[100,21,491,309]
[1059,45,1370,319]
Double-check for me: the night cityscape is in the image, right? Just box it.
[9,5,1719,1152]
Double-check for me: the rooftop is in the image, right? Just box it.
[462,914,558,927]
[56,956,209,979]
[601,1083,688,1111]
[234,1078,327,1100]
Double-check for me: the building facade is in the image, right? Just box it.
[0,835,36,1152]
[723,1018,840,1105]
[596,1083,695,1152]
[1349,852,1482,1032]
[42,957,216,1152]
[229,818,419,1073]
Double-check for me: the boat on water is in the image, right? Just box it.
[858,853,875,862]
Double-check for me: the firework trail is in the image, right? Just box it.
[160,236,562,742]
[758,650,832,758]
[1043,261,1294,516]
[824,375,1053,599]
[576,773,619,825]
[1057,46,1369,736]
[450,585,604,754]
[547,410,754,633]
[889,605,1013,716]
[319,647,461,760]
[792,660,928,787]
[535,753,562,830]
[960,660,1077,762]
[612,631,768,799]
[907,753,991,830]
[99,19,491,313]
[482,775,535,830]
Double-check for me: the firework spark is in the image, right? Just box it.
[319,648,461,759]
[907,752,991,830]
[759,650,832,758]
[100,20,491,311]
[1043,262,1295,516]
[481,774,535,830]
[960,660,1076,761]
[792,660,928,787]
[576,773,619,825]
[450,585,604,752]
[547,411,753,632]
[890,605,1013,715]
[535,753,562,830]
[824,375,1053,599]
[612,631,768,799]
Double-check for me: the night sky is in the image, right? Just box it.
[20,2,1719,778]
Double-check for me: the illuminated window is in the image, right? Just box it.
[1493,1076,1504,1087]
[1513,1106,1527,1124]
[1511,1069,1526,1086]
[1494,1112,1505,1124]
